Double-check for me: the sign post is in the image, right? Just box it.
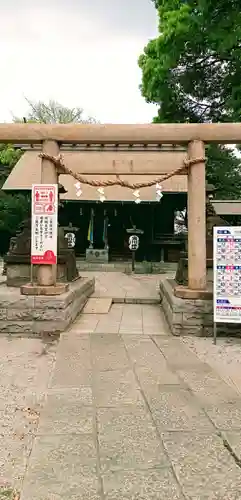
[129,235,139,272]
[213,226,241,344]
[31,184,58,271]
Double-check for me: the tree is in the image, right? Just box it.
[0,145,30,253]
[139,0,241,198]
[0,100,97,252]
[14,98,97,124]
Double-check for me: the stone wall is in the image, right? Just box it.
[0,276,94,335]
[160,279,241,337]
[77,260,176,274]
[160,279,213,336]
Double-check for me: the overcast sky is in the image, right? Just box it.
[0,0,158,123]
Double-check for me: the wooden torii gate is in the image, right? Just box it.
[1,122,240,296]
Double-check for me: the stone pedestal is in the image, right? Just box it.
[5,251,78,287]
[160,279,213,336]
[160,278,241,337]
[0,276,95,335]
[86,248,109,263]
[4,220,79,287]
[21,283,69,296]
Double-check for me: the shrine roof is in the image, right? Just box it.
[212,200,241,215]
[2,146,188,200]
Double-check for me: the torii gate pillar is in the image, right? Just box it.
[37,140,59,288]
[187,140,206,291]
[175,139,207,298]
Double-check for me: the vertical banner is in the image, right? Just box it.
[31,184,58,265]
[213,226,241,323]
[87,209,94,248]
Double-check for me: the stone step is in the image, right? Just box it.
[82,297,112,314]
[113,296,160,305]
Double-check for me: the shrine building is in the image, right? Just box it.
[3,143,188,262]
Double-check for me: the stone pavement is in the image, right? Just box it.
[1,273,241,499]
[80,271,163,303]
[73,303,169,335]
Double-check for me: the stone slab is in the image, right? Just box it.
[37,389,93,435]
[147,386,214,432]
[123,336,166,367]
[221,431,241,461]
[153,337,208,369]
[136,364,181,387]
[70,315,100,334]
[91,337,130,371]
[98,406,168,471]
[125,296,160,304]
[102,468,185,500]
[0,434,34,493]
[93,369,143,407]
[51,338,92,388]
[205,401,241,430]
[162,431,241,499]
[177,367,240,405]
[21,435,99,500]
[0,404,40,436]
[83,297,112,314]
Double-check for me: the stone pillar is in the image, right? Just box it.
[37,140,59,287]
[187,140,206,290]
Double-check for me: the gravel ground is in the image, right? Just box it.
[182,336,241,395]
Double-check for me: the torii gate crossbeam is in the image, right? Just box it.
[0,122,241,144]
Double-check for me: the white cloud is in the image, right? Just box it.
[0,0,158,123]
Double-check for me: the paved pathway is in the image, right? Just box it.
[80,270,164,303]
[72,303,169,335]
[1,273,241,499]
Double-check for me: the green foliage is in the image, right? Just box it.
[0,145,22,169]
[0,145,30,236]
[140,0,241,122]
[206,145,241,199]
[139,0,241,198]
[0,190,30,234]
[14,98,97,124]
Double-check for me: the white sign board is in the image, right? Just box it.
[129,235,139,251]
[213,227,241,323]
[31,184,58,265]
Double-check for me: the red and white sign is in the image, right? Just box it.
[31,184,58,265]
